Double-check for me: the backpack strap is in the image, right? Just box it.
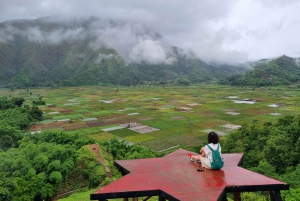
[207,144,219,152]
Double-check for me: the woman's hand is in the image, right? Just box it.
[200,147,206,157]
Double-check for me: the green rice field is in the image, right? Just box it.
[2,85,300,152]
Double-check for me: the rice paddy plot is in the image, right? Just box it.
[55,119,70,122]
[102,126,124,132]
[270,113,282,116]
[62,122,88,131]
[81,117,98,121]
[225,112,240,115]
[49,112,60,115]
[124,134,156,144]
[201,129,227,136]
[127,112,140,116]
[141,140,178,152]
[89,132,117,142]
[120,123,159,134]
[108,128,139,138]
[187,103,202,106]
[167,135,203,147]
[268,104,279,107]
[226,96,239,99]
[101,100,115,104]
[232,100,256,104]
[64,102,80,106]
[222,124,241,130]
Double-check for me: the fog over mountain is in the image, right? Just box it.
[0,17,182,65]
[1,17,251,88]
[1,0,300,64]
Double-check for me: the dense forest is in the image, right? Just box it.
[220,115,300,200]
[0,96,160,200]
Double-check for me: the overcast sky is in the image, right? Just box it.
[1,0,300,64]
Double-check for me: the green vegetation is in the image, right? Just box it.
[222,114,300,200]
[220,55,300,87]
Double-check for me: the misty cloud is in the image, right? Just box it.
[129,39,177,65]
[95,53,122,64]
[0,25,18,43]
[88,20,175,64]
[26,27,86,45]
[1,0,300,63]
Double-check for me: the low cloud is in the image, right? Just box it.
[95,53,121,64]
[129,39,177,65]
[26,27,86,45]
[87,20,176,65]
[1,0,300,63]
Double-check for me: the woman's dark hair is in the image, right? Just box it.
[207,131,219,144]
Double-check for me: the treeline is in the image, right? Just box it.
[219,55,300,87]
[221,114,300,200]
[101,138,160,160]
[0,96,43,151]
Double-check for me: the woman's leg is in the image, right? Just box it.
[200,156,211,169]
[191,155,202,161]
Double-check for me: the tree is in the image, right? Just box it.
[0,135,13,151]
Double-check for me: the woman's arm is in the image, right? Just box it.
[200,147,206,157]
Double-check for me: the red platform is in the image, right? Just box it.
[91,149,289,201]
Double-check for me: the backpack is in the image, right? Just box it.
[207,144,224,170]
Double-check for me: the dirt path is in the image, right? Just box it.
[54,144,113,200]
[89,143,113,181]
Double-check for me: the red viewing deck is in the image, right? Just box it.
[91,149,289,201]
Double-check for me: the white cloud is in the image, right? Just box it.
[0,0,300,63]
[25,27,85,45]
[95,53,120,64]
[129,39,177,65]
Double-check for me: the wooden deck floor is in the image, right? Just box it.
[91,149,289,201]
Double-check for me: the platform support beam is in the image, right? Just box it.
[270,191,282,201]
[233,192,241,201]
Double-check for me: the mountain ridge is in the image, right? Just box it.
[1,17,298,88]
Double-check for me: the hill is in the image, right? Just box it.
[0,17,248,88]
[220,55,300,86]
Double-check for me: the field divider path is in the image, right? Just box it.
[89,144,113,181]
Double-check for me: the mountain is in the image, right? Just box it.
[220,55,300,86]
[0,17,248,88]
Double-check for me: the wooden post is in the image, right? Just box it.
[123,198,128,201]
[233,192,241,201]
[270,191,282,201]
[159,196,166,201]
[221,193,228,201]
[132,197,138,201]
